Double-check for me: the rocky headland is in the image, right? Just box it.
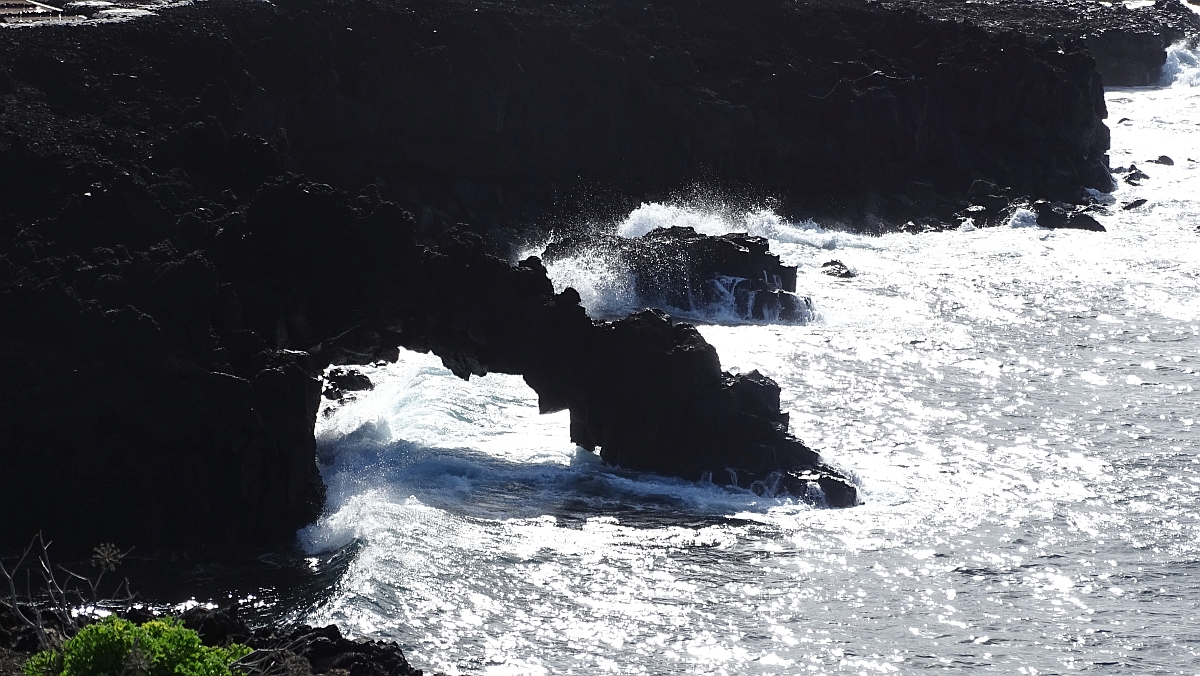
[1,0,1198,670]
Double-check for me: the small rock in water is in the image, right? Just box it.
[1065,212,1106,232]
[1122,198,1148,210]
[1148,155,1174,166]
[1124,164,1150,185]
[821,260,856,278]
[1031,200,1068,228]
[1031,200,1105,232]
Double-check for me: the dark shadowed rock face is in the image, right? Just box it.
[184,609,425,676]
[0,605,425,676]
[891,0,1200,87]
[3,0,1175,547]
[543,227,812,322]
[0,170,857,549]
[0,0,1118,234]
[569,310,855,503]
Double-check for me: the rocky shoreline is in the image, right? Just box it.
[1,0,1198,673]
[1,603,430,675]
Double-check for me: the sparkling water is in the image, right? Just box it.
[296,51,1200,675]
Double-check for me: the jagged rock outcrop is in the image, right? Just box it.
[4,0,1177,547]
[0,167,856,549]
[178,607,424,676]
[0,604,426,676]
[2,0,1117,235]
[543,227,813,321]
[893,0,1200,87]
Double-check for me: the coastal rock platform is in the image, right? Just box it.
[1,0,1196,551]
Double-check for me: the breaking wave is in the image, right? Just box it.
[538,203,836,322]
[1161,41,1200,87]
[616,202,823,242]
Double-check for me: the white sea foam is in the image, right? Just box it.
[298,85,1200,675]
[1161,42,1200,87]
[1006,207,1039,228]
[616,202,823,242]
[544,202,878,321]
[541,246,639,318]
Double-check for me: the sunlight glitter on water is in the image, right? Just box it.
[298,59,1200,675]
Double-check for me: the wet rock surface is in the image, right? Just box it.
[323,367,374,400]
[0,168,857,549]
[820,260,856,279]
[1030,200,1107,231]
[543,227,813,322]
[3,0,1191,547]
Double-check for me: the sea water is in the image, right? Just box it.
[295,50,1200,674]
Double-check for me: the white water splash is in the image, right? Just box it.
[296,85,1200,676]
[616,202,823,242]
[1160,41,1200,88]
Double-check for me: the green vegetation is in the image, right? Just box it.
[23,616,251,676]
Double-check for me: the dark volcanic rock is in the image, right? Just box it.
[1125,165,1152,185]
[543,227,812,322]
[4,0,1168,547]
[1031,200,1107,232]
[324,367,374,399]
[568,310,853,502]
[0,0,1118,233]
[891,0,1200,86]
[0,173,857,549]
[821,260,856,279]
[7,604,426,676]
[183,608,422,676]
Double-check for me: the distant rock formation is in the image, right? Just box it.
[891,0,1200,87]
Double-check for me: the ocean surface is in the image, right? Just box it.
[292,47,1200,675]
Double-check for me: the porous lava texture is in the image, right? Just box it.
[1,0,1192,549]
[888,0,1199,87]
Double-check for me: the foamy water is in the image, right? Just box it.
[295,49,1200,675]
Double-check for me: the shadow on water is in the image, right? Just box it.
[0,436,804,626]
[318,430,817,533]
[0,537,365,629]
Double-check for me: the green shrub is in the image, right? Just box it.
[22,616,252,676]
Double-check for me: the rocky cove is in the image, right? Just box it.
[1,0,1198,673]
